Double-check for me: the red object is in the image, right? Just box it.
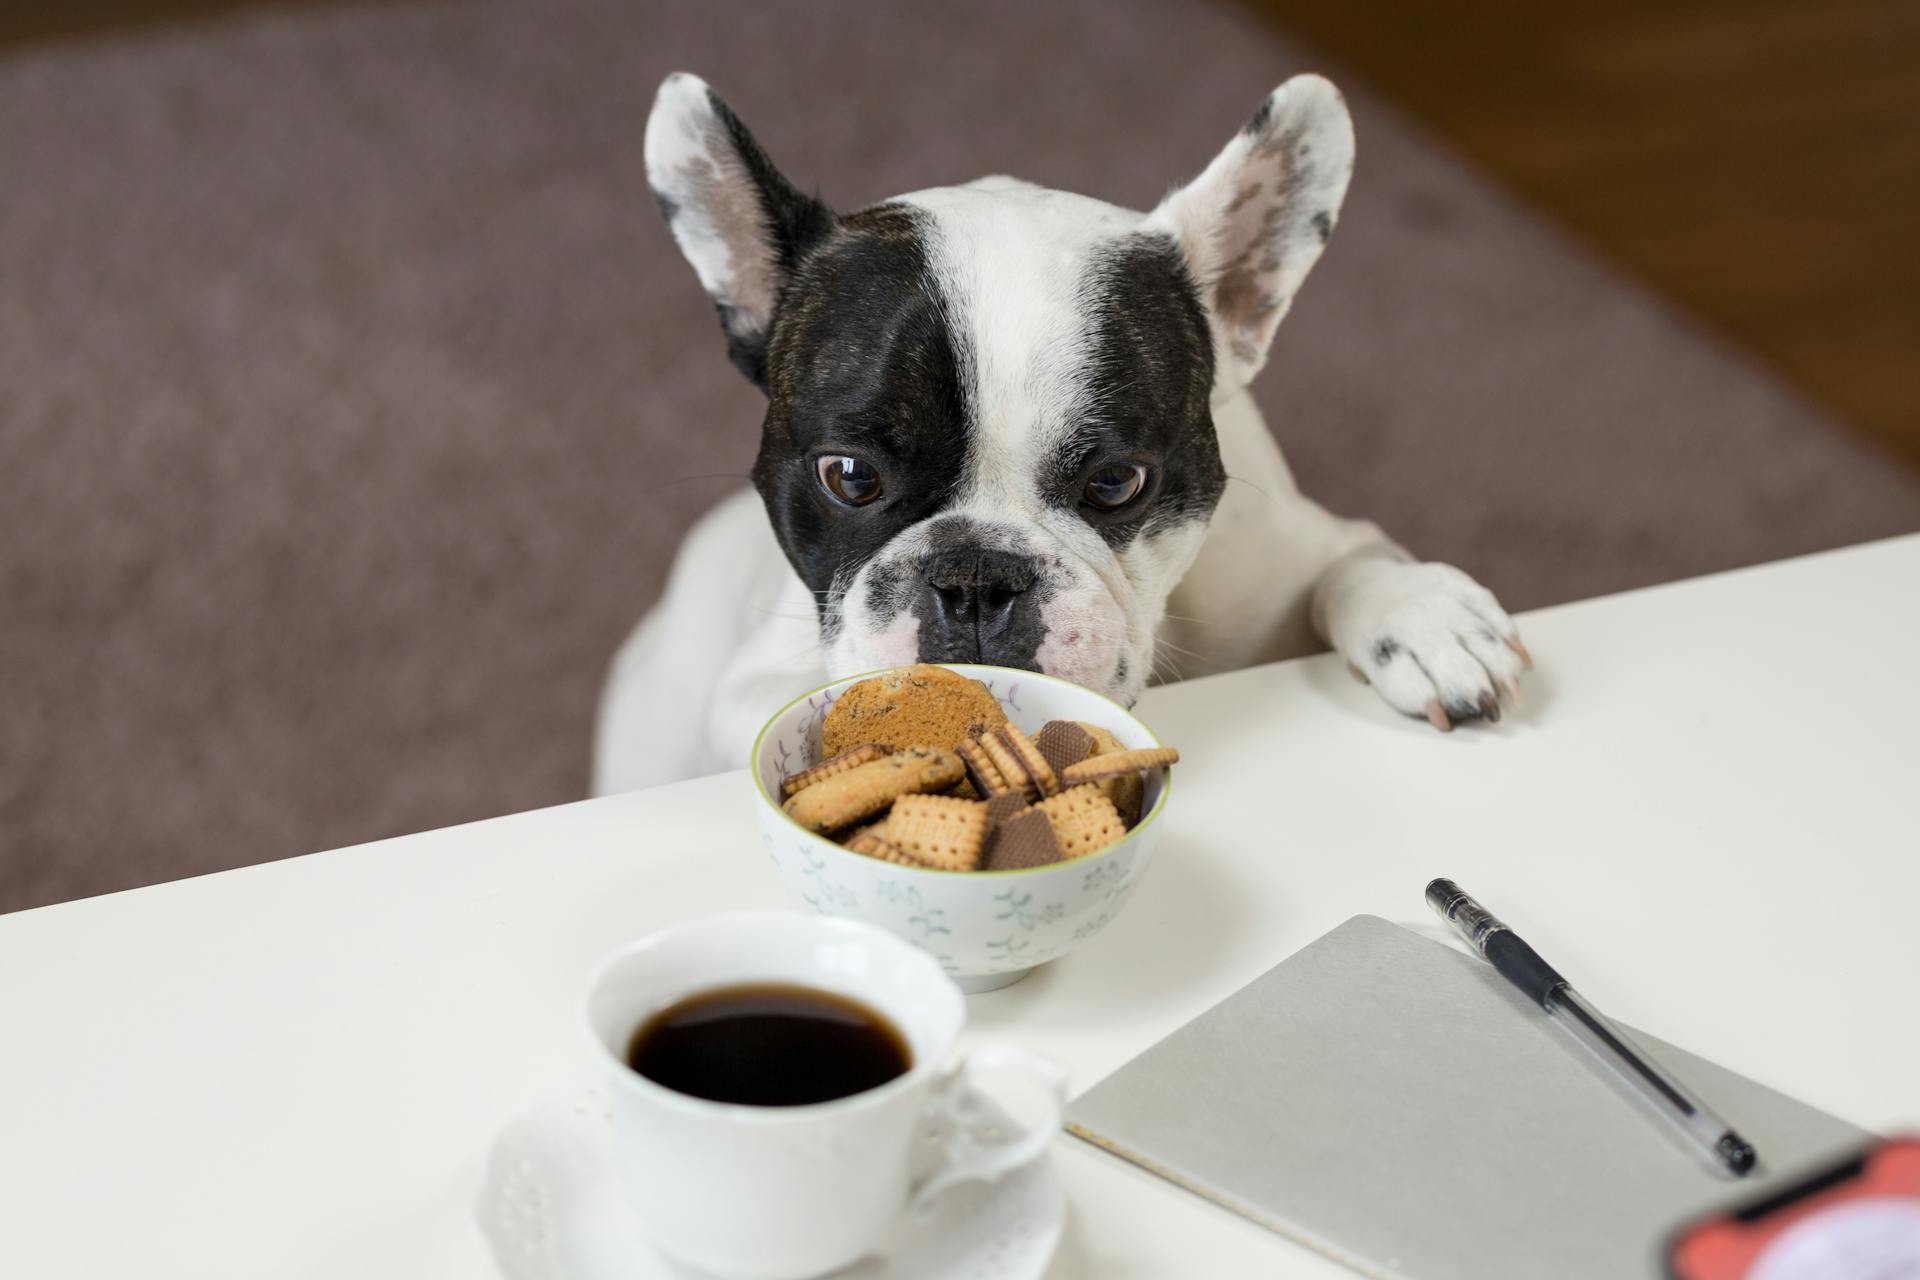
[1668,1136,1920,1278]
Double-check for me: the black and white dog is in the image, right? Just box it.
[595,74,1529,791]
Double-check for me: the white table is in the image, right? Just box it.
[4,535,1917,1279]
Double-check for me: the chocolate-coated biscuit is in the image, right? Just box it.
[979,730,1036,801]
[782,743,891,798]
[983,808,1062,871]
[956,736,1013,798]
[983,790,1028,830]
[996,724,1060,797]
[1034,720,1097,778]
[847,829,920,867]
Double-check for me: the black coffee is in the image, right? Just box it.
[626,983,912,1107]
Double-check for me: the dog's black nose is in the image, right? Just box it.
[917,547,1044,666]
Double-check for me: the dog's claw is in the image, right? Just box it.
[1329,559,1525,732]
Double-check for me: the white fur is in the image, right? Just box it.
[593,76,1526,793]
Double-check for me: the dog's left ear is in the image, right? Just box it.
[645,73,837,388]
[1147,76,1355,394]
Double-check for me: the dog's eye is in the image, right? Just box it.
[1083,463,1148,510]
[816,455,883,506]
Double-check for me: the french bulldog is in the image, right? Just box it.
[595,73,1529,791]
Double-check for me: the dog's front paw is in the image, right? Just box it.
[1318,556,1530,731]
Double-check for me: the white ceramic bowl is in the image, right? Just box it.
[751,665,1169,993]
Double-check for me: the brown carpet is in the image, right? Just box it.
[3,0,1915,914]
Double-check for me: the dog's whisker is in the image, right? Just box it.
[769,644,830,671]
[1153,636,1207,662]
[1222,473,1284,509]
[1151,637,1194,672]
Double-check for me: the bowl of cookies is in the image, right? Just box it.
[751,664,1176,992]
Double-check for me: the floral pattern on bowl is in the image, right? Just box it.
[752,665,1169,993]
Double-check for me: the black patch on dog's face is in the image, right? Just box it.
[750,204,971,622]
[1046,233,1224,549]
[745,207,1223,680]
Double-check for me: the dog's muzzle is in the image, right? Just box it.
[915,546,1045,668]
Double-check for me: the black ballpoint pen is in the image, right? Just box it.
[1426,878,1759,1178]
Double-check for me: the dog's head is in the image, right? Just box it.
[645,74,1352,704]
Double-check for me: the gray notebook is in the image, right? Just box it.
[1067,915,1864,1279]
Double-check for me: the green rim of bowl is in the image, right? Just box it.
[750,664,1170,878]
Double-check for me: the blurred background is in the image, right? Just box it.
[3,0,1915,913]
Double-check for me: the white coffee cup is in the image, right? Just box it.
[583,910,1067,1279]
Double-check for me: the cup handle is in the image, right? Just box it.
[909,1044,1068,1213]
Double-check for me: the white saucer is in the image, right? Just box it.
[475,1085,1066,1280]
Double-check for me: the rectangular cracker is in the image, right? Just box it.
[887,794,988,871]
[847,829,921,867]
[1061,747,1180,786]
[781,747,963,833]
[1037,784,1128,860]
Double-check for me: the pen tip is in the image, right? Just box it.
[1718,1133,1757,1176]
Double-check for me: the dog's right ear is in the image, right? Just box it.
[645,74,837,388]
